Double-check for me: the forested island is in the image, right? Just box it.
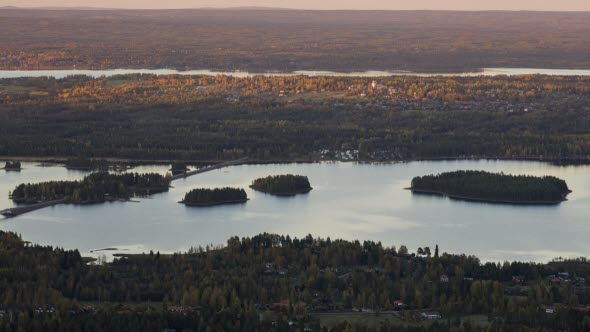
[1,230,589,331]
[10,172,172,204]
[2,161,21,170]
[180,187,248,206]
[410,171,571,204]
[250,175,312,196]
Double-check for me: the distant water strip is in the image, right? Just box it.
[1,68,590,79]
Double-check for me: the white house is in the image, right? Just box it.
[421,311,442,320]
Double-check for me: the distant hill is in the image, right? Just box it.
[1,9,590,72]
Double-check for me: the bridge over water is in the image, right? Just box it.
[1,199,65,218]
[170,157,248,180]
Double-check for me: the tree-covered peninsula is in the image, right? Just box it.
[10,172,172,204]
[410,171,571,204]
[250,175,312,196]
[180,187,248,206]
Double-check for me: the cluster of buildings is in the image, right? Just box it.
[421,311,442,320]
[548,272,586,286]
[318,149,359,161]
[168,306,200,315]
[263,262,289,275]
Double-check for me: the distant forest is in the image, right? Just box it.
[1,74,590,162]
[410,171,571,203]
[1,9,590,72]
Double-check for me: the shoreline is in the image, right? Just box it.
[250,186,313,196]
[407,188,569,205]
[179,199,249,207]
[2,155,590,167]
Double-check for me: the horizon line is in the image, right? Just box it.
[2,6,590,12]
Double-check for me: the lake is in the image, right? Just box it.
[2,68,590,79]
[1,160,589,262]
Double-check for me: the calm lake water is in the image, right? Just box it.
[1,160,589,262]
[1,68,590,79]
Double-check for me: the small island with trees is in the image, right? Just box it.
[10,172,172,205]
[2,161,21,171]
[180,187,248,206]
[170,162,190,175]
[250,174,312,196]
[409,170,571,205]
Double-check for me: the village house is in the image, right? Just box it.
[544,306,557,314]
[168,306,198,315]
[574,305,590,313]
[270,300,290,312]
[421,311,442,320]
[440,274,450,283]
[512,275,525,284]
[393,300,406,309]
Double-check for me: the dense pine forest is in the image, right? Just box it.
[410,171,571,203]
[181,187,248,206]
[9,172,171,204]
[250,175,312,196]
[1,74,590,163]
[0,231,588,331]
